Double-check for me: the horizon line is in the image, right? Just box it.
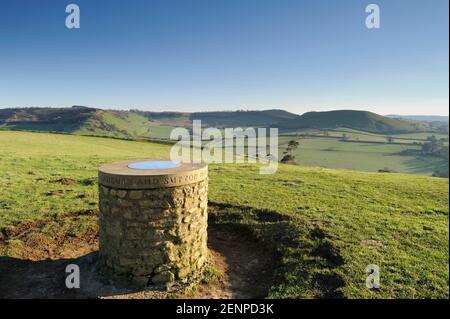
[0,105,449,117]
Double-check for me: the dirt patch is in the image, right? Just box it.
[16,227,99,261]
[46,189,76,196]
[361,239,384,250]
[3,219,49,240]
[186,224,278,299]
[2,210,98,241]
[51,178,78,186]
[0,252,164,299]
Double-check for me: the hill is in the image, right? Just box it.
[0,131,448,298]
[279,110,425,134]
[134,109,300,127]
[1,107,429,138]
[387,114,449,123]
[0,107,173,140]
[0,107,300,139]
[0,106,96,132]
[190,109,300,127]
[386,114,449,135]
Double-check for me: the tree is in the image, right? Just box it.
[421,136,445,155]
[287,140,300,150]
[281,140,300,163]
[386,136,394,143]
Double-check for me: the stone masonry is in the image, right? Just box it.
[98,160,208,287]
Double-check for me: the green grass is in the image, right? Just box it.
[0,131,169,226]
[0,131,448,298]
[208,165,448,298]
[279,137,447,176]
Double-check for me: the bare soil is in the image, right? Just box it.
[184,224,277,299]
[51,178,78,186]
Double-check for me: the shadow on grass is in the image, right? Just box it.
[0,252,153,299]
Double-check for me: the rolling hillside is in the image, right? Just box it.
[0,107,432,138]
[190,109,299,127]
[0,106,96,132]
[134,109,300,127]
[0,107,174,140]
[279,110,426,134]
[387,114,449,123]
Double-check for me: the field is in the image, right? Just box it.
[278,127,448,176]
[0,131,448,298]
[281,127,448,144]
[278,137,447,175]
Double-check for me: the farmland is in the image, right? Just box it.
[278,137,447,175]
[278,129,448,176]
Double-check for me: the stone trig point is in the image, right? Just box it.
[98,160,208,287]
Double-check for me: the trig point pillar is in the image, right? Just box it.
[98,160,208,287]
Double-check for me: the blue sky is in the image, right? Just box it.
[0,0,448,115]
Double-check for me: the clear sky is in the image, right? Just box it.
[0,0,448,115]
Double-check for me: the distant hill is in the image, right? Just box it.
[0,107,171,140]
[387,114,449,123]
[278,110,426,134]
[134,109,300,127]
[386,114,449,134]
[191,109,300,127]
[0,107,431,138]
[0,106,96,132]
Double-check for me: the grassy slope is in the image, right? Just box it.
[5,107,429,137]
[0,131,448,298]
[1,108,176,140]
[210,165,448,298]
[75,111,175,139]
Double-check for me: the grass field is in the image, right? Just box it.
[391,132,449,140]
[278,136,448,176]
[0,131,448,298]
[281,127,448,144]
